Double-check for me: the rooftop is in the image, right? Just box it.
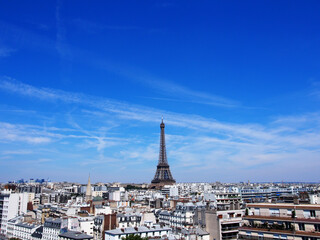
[59,230,93,239]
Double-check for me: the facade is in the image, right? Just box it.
[171,202,196,228]
[0,191,28,234]
[239,203,320,240]
[78,216,94,236]
[93,215,105,240]
[205,209,243,240]
[117,213,142,228]
[161,186,179,198]
[193,207,244,240]
[42,218,62,240]
[157,202,204,229]
[105,225,171,240]
[214,193,242,205]
[6,215,23,239]
[240,187,313,203]
[151,119,176,188]
[93,214,117,240]
[8,222,39,240]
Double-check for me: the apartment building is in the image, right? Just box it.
[0,191,28,234]
[204,208,244,240]
[105,225,171,240]
[239,203,320,240]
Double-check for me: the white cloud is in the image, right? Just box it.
[1,79,320,181]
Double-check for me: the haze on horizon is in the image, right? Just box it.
[0,1,320,183]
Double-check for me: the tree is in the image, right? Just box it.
[121,234,148,240]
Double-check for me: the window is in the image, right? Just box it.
[303,210,311,218]
[287,209,292,216]
[299,223,305,231]
[310,210,316,217]
[314,224,320,232]
[254,208,260,215]
[270,209,280,216]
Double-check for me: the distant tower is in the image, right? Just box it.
[151,118,176,188]
[85,174,92,201]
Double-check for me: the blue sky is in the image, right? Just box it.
[0,1,320,183]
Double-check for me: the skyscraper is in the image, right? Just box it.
[151,118,176,188]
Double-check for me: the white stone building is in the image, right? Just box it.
[0,191,28,234]
[42,218,63,240]
[105,225,171,240]
[78,216,94,236]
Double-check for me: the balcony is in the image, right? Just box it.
[221,226,240,233]
[221,236,237,240]
[244,215,320,224]
[240,226,320,238]
[238,235,273,240]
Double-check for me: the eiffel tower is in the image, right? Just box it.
[151,118,176,188]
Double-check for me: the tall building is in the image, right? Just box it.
[85,175,92,201]
[0,191,28,234]
[151,118,176,188]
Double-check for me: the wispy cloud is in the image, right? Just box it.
[0,47,15,57]
[2,150,33,155]
[0,20,239,109]
[141,77,240,108]
[72,18,141,34]
[0,122,52,144]
[1,78,320,181]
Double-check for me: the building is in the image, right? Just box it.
[93,214,117,240]
[42,218,63,240]
[105,225,171,240]
[117,213,142,228]
[193,205,244,240]
[161,186,179,198]
[8,222,39,240]
[0,191,28,234]
[43,217,81,240]
[171,202,197,228]
[78,216,94,236]
[151,119,176,188]
[31,226,43,240]
[239,203,320,240]
[180,227,210,240]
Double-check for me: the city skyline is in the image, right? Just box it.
[1,1,320,183]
